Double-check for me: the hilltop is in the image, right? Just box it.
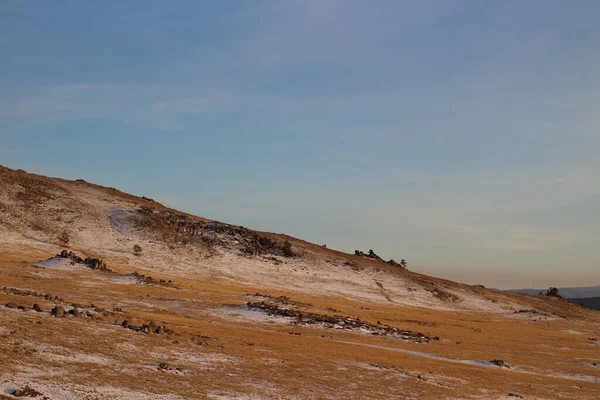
[0,165,599,399]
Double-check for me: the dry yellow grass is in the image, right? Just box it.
[1,254,599,399]
[1,165,599,399]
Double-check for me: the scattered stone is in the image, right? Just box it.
[490,359,510,368]
[2,287,63,302]
[507,394,524,399]
[247,301,435,343]
[131,271,178,288]
[51,306,65,318]
[11,385,44,397]
[158,362,169,370]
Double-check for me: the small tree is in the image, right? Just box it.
[58,231,70,247]
[133,244,142,256]
[400,259,407,268]
[546,287,561,298]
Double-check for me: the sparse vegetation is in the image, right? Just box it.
[546,287,561,298]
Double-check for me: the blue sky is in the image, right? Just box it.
[1,1,599,288]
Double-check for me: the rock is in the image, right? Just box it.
[155,325,164,334]
[17,305,26,310]
[121,320,129,327]
[11,386,44,397]
[32,303,43,312]
[490,359,509,368]
[158,362,169,370]
[51,305,65,317]
[5,302,18,308]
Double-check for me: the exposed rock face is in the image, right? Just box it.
[136,206,298,258]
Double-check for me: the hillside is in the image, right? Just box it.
[1,165,599,399]
[570,297,600,311]
[508,286,600,299]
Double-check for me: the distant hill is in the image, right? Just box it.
[507,286,600,299]
[569,297,600,311]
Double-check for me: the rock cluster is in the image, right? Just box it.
[2,286,63,302]
[490,359,510,368]
[10,386,44,398]
[247,301,437,343]
[131,271,177,288]
[354,249,407,269]
[58,250,112,272]
[355,249,383,261]
[515,309,537,314]
[120,319,174,335]
[136,207,297,258]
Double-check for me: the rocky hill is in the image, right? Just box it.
[1,165,599,399]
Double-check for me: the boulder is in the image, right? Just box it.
[32,303,43,312]
[51,305,65,318]
[5,302,18,309]
[158,362,169,370]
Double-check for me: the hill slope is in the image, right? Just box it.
[1,165,599,400]
[508,286,600,299]
[570,297,600,311]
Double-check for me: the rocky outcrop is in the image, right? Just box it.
[58,250,112,272]
[136,206,298,258]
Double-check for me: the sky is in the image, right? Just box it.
[1,1,599,289]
